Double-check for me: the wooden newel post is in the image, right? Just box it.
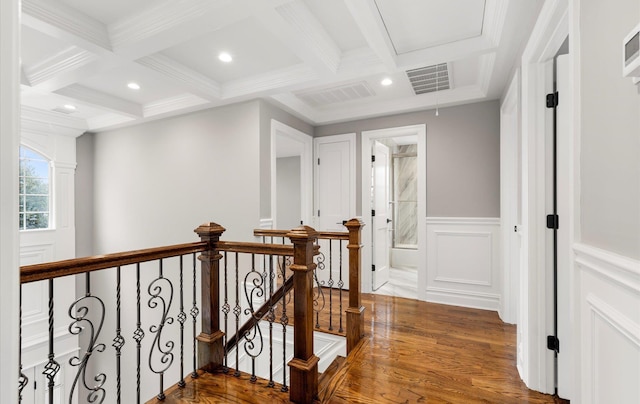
[345,218,365,354]
[287,225,320,404]
[194,222,226,372]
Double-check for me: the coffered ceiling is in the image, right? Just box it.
[19,0,543,133]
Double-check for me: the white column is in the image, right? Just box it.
[0,0,21,402]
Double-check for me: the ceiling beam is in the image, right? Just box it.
[54,84,143,118]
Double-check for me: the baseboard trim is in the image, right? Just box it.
[426,286,500,311]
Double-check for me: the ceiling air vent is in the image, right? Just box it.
[406,63,450,95]
[296,81,375,107]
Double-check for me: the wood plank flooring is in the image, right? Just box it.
[155,293,566,403]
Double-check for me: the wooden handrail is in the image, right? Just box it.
[254,229,349,241]
[20,241,208,284]
[217,241,294,256]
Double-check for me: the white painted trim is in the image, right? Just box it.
[0,0,21,401]
[426,217,500,226]
[54,84,143,118]
[519,0,570,394]
[313,133,357,229]
[270,120,313,229]
[143,94,209,118]
[574,243,640,294]
[425,286,501,311]
[361,125,426,297]
[258,218,274,231]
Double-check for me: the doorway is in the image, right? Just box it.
[270,120,313,229]
[361,125,426,299]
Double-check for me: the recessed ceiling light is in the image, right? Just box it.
[381,78,393,86]
[127,82,140,90]
[218,52,233,63]
[63,104,76,111]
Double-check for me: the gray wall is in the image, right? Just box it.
[75,132,94,257]
[258,100,313,219]
[91,100,261,252]
[276,156,301,229]
[315,100,501,217]
[580,0,640,259]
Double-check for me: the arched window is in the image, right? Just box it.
[19,146,51,230]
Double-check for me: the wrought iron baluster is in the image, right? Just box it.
[242,253,265,384]
[68,272,106,404]
[280,255,289,392]
[18,288,28,403]
[148,259,175,401]
[190,253,199,379]
[222,251,230,373]
[314,252,326,329]
[267,254,275,388]
[328,240,334,331]
[178,256,187,388]
[338,239,344,333]
[233,252,241,377]
[134,263,145,404]
[43,279,60,404]
[113,267,125,404]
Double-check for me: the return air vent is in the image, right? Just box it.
[406,63,450,95]
[296,81,375,107]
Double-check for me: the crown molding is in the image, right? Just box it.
[483,0,510,47]
[338,47,385,76]
[477,52,496,95]
[136,54,221,100]
[21,105,88,138]
[143,94,209,117]
[54,84,143,118]
[274,1,342,74]
[223,64,319,99]
[22,0,111,53]
[86,114,135,131]
[24,47,97,87]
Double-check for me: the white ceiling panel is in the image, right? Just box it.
[161,17,302,83]
[20,25,71,68]
[450,56,480,88]
[21,87,116,120]
[58,0,159,25]
[77,63,186,105]
[374,0,486,54]
[303,0,368,52]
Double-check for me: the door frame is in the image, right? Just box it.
[312,133,357,229]
[361,125,426,297]
[517,0,576,395]
[270,119,313,228]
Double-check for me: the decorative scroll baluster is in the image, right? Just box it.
[133,263,145,404]
[314,252,326,329]
[222,251,230,373]
[113,267,125,404]
[18,289,28,403]
[338,239,344,333]
[190,253,199,379]
[148,259,175,401]
[242,253,265,383]
[177,256,187,388]
[280,254,289,392]
[267,255,275,388]
[328,240,334,331]
[68,272,106,404]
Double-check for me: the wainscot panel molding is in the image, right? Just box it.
[573,243,640,404]
[259,218,274,231]
[426,217,501,311]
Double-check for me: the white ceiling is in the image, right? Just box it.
[19,0,544,133]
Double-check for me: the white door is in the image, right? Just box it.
[314,134,356,289]
[372,141,390,290]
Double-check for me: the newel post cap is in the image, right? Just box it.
[344,218,365,230]
[194,222,226,238]
[286,225,318,242]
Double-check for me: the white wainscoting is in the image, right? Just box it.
[426,217,501,311]
[573,243,640,404]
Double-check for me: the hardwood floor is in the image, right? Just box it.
[156,294,566,403]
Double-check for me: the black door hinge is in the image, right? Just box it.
[546,92,558,108]
[371,209,376,217]
[547,335,560,353]
[371,155,375,162]
[317,210,320,217]
[546,214,559,230]
[317,158,320,165]
[372,264,376,271]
